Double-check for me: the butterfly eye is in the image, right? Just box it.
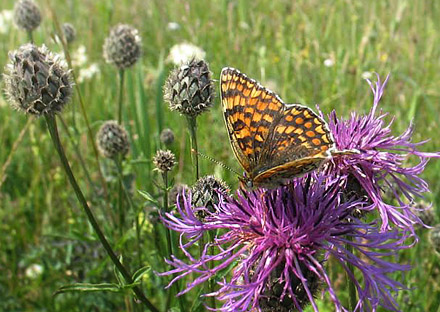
[246,180,253,188]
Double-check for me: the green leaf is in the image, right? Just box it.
[54,283,121,296]
[132,266,151,283]
[113,256,126,287]
[138,189,158,205]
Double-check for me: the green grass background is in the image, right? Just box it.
[1,0,440,311]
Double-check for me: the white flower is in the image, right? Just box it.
[78,63,100,83]
[0,10,13,34]
[25,264,43,279]
[167,22,180,31]
[71,45,88,67]
[323,58,335,67]
[167,42,206,65]
[361,71,373,80]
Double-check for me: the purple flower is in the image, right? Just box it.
[160,177,411,311]
[324,74,440,232]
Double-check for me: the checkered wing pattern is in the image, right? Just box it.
[220,67,335,187]
[221,67,284,173]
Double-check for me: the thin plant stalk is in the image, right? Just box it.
[27,31,34,44]
[117,69,125,124]
[186,116,199,181]
[58,115,116,225]
[0,117,34,189]
[116,69,126,235]
[161,172,186,312]
[113,159,142,266]
[45,1,110,207]
[44,114,158,312]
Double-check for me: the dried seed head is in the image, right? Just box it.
[13,0,41,32]
[259,262,321,311]
[168,183,190,208]
[429,225,440,256]
[164,58,214,117]
[96,121,130,158]
[160,128,175,145]
[62,23,76,44]
[153,150,176,173]
[192,175,229,220]
[103,24,141,69]
[3,44,73,116]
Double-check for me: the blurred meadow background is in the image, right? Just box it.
[1,0,440,311]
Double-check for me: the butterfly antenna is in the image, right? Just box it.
[191,149,242,177]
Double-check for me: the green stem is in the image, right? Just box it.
[117,69,125,125]
[27,31,34,43]
[116,69,125,236]
[58,116,94,194]
[113,159,142,266]
[346,238,357,310]
[186,116,199,181]
[46,2,111,209]
[44,114,158,312]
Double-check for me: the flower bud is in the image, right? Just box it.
[103,24,141,69]
[4,44,72,116]
[164,58,214,117]
[96,121,130,158]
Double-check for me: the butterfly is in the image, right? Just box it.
[220,67,341,188]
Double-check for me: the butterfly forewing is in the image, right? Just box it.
[221,67,284,174]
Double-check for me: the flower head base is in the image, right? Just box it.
[153,150,176,173]
[14,0,41,32]
[4,44,73,116]
[96,121,130,158]
[164,58,214,117]
[62,23,76,44]
[103,24,141,70]
[325,74,440,231]
[191,175,229,220]
[160,176,410,311]
[258,261,321,311]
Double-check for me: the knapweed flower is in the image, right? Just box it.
[324,74,440,231]
[96,121,130,158]
[160,176,410,311]
[103,24,141,70]
[167,42,206,65]
[164,58,214,117]
[13,0,41,32]
[3,44,73,116]
[153,149,176,173]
